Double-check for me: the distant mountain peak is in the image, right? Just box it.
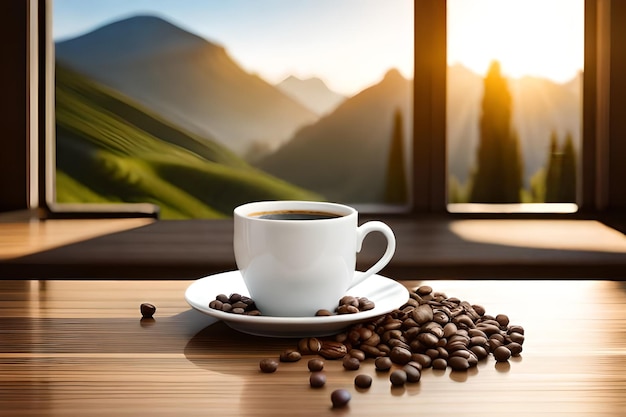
[56,13,215,61]
[383,68,405,81]
[277,75,345,116]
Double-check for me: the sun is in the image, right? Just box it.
[447,0,584,83]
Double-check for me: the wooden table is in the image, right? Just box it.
[1,278,625,416]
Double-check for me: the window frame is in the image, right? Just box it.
[1,0,623,219]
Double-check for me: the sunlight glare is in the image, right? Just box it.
[448,0,584,83]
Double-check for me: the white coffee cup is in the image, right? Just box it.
[233,200,396,317]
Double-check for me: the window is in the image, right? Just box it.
[49,0,414,219]
[1,1,621,218]
[446,0,583,214]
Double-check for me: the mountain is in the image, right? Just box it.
[54,64,321,219]
[447,64,581,186]
[257,69,412,203]
[276,76,346,116]
[55,15,318,157]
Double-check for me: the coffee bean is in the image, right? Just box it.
[412,353,432,368]
[508,332,525,344]
[507,342,523,356]
[432,358,447,370]
[337,304,360,314]
[389,346,412,365]
[354,374,373,389]
[315,309,333,316]
[298,337,322,355]
[390,369,408,386]
[259,358,278,373]
[279,349,301,362]
[472,304,486,316]
[330,389,351,408]
[349,349,366,361]
[412,304,434,324]
[470,345,489,360]
[375,356,392,371]
[416,285,433,296]
[493,346,512,362]
[496,314,510,327]
[140,303,156,318]
[448,356,470,371]
[343,357,361,370]
[307,358,324,372]
[308,372,326,388]
[403,365,421,382]
[340,295,359,307]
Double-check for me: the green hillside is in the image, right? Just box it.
[55,64,322,219]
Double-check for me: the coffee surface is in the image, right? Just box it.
[250,210,342,221]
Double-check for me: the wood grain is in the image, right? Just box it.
[0,217,153,260]
[1,279,625,416]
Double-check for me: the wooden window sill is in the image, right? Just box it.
[1,212,625,279]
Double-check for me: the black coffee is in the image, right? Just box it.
[251,210,342,220]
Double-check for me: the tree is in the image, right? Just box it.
[544,130,561,202]
[559,132,577,202]
[384,109,408,204]
[544,131,577,203]
[469,60,523,203]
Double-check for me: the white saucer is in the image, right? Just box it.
[184,270,409,338]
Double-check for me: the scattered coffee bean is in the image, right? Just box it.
[390,369,408,386]
[309,372,326,388]
[315,309,333,316]
[508,332,525,345]
[403,364,422,383]
[349,349,366,361]
[330,389,351,408]
[432,358,448,370]
[416,285,433,296]
[389,346,412,365]
[319,341,347,359]
[448,356,470,371]
[354,374,373,389]
[337,304,360,314]
[259,358,278,373]
[496,314,510,327]
[140,303,156,318]
[507,342,523,356]
[375,356,392,371]
[342,357,361,371]
[307,358,324,372]
[298,337,322,355]
[279,349,301,362]
[493,346,512,362]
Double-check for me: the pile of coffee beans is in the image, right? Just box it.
[208,293,261,315]
[258,285,525,409]
[209,293,375,316]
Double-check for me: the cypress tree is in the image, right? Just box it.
[545,130,561,202]
[384,109,408,204]
[469,60,523,203]
[558,132,577,202]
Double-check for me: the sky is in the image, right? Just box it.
[53,0,414,96]
[53,0,583,95]
[447,0,584,83]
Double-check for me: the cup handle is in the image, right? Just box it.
[349,221,396,289]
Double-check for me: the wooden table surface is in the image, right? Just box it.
[1,278,625,416]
